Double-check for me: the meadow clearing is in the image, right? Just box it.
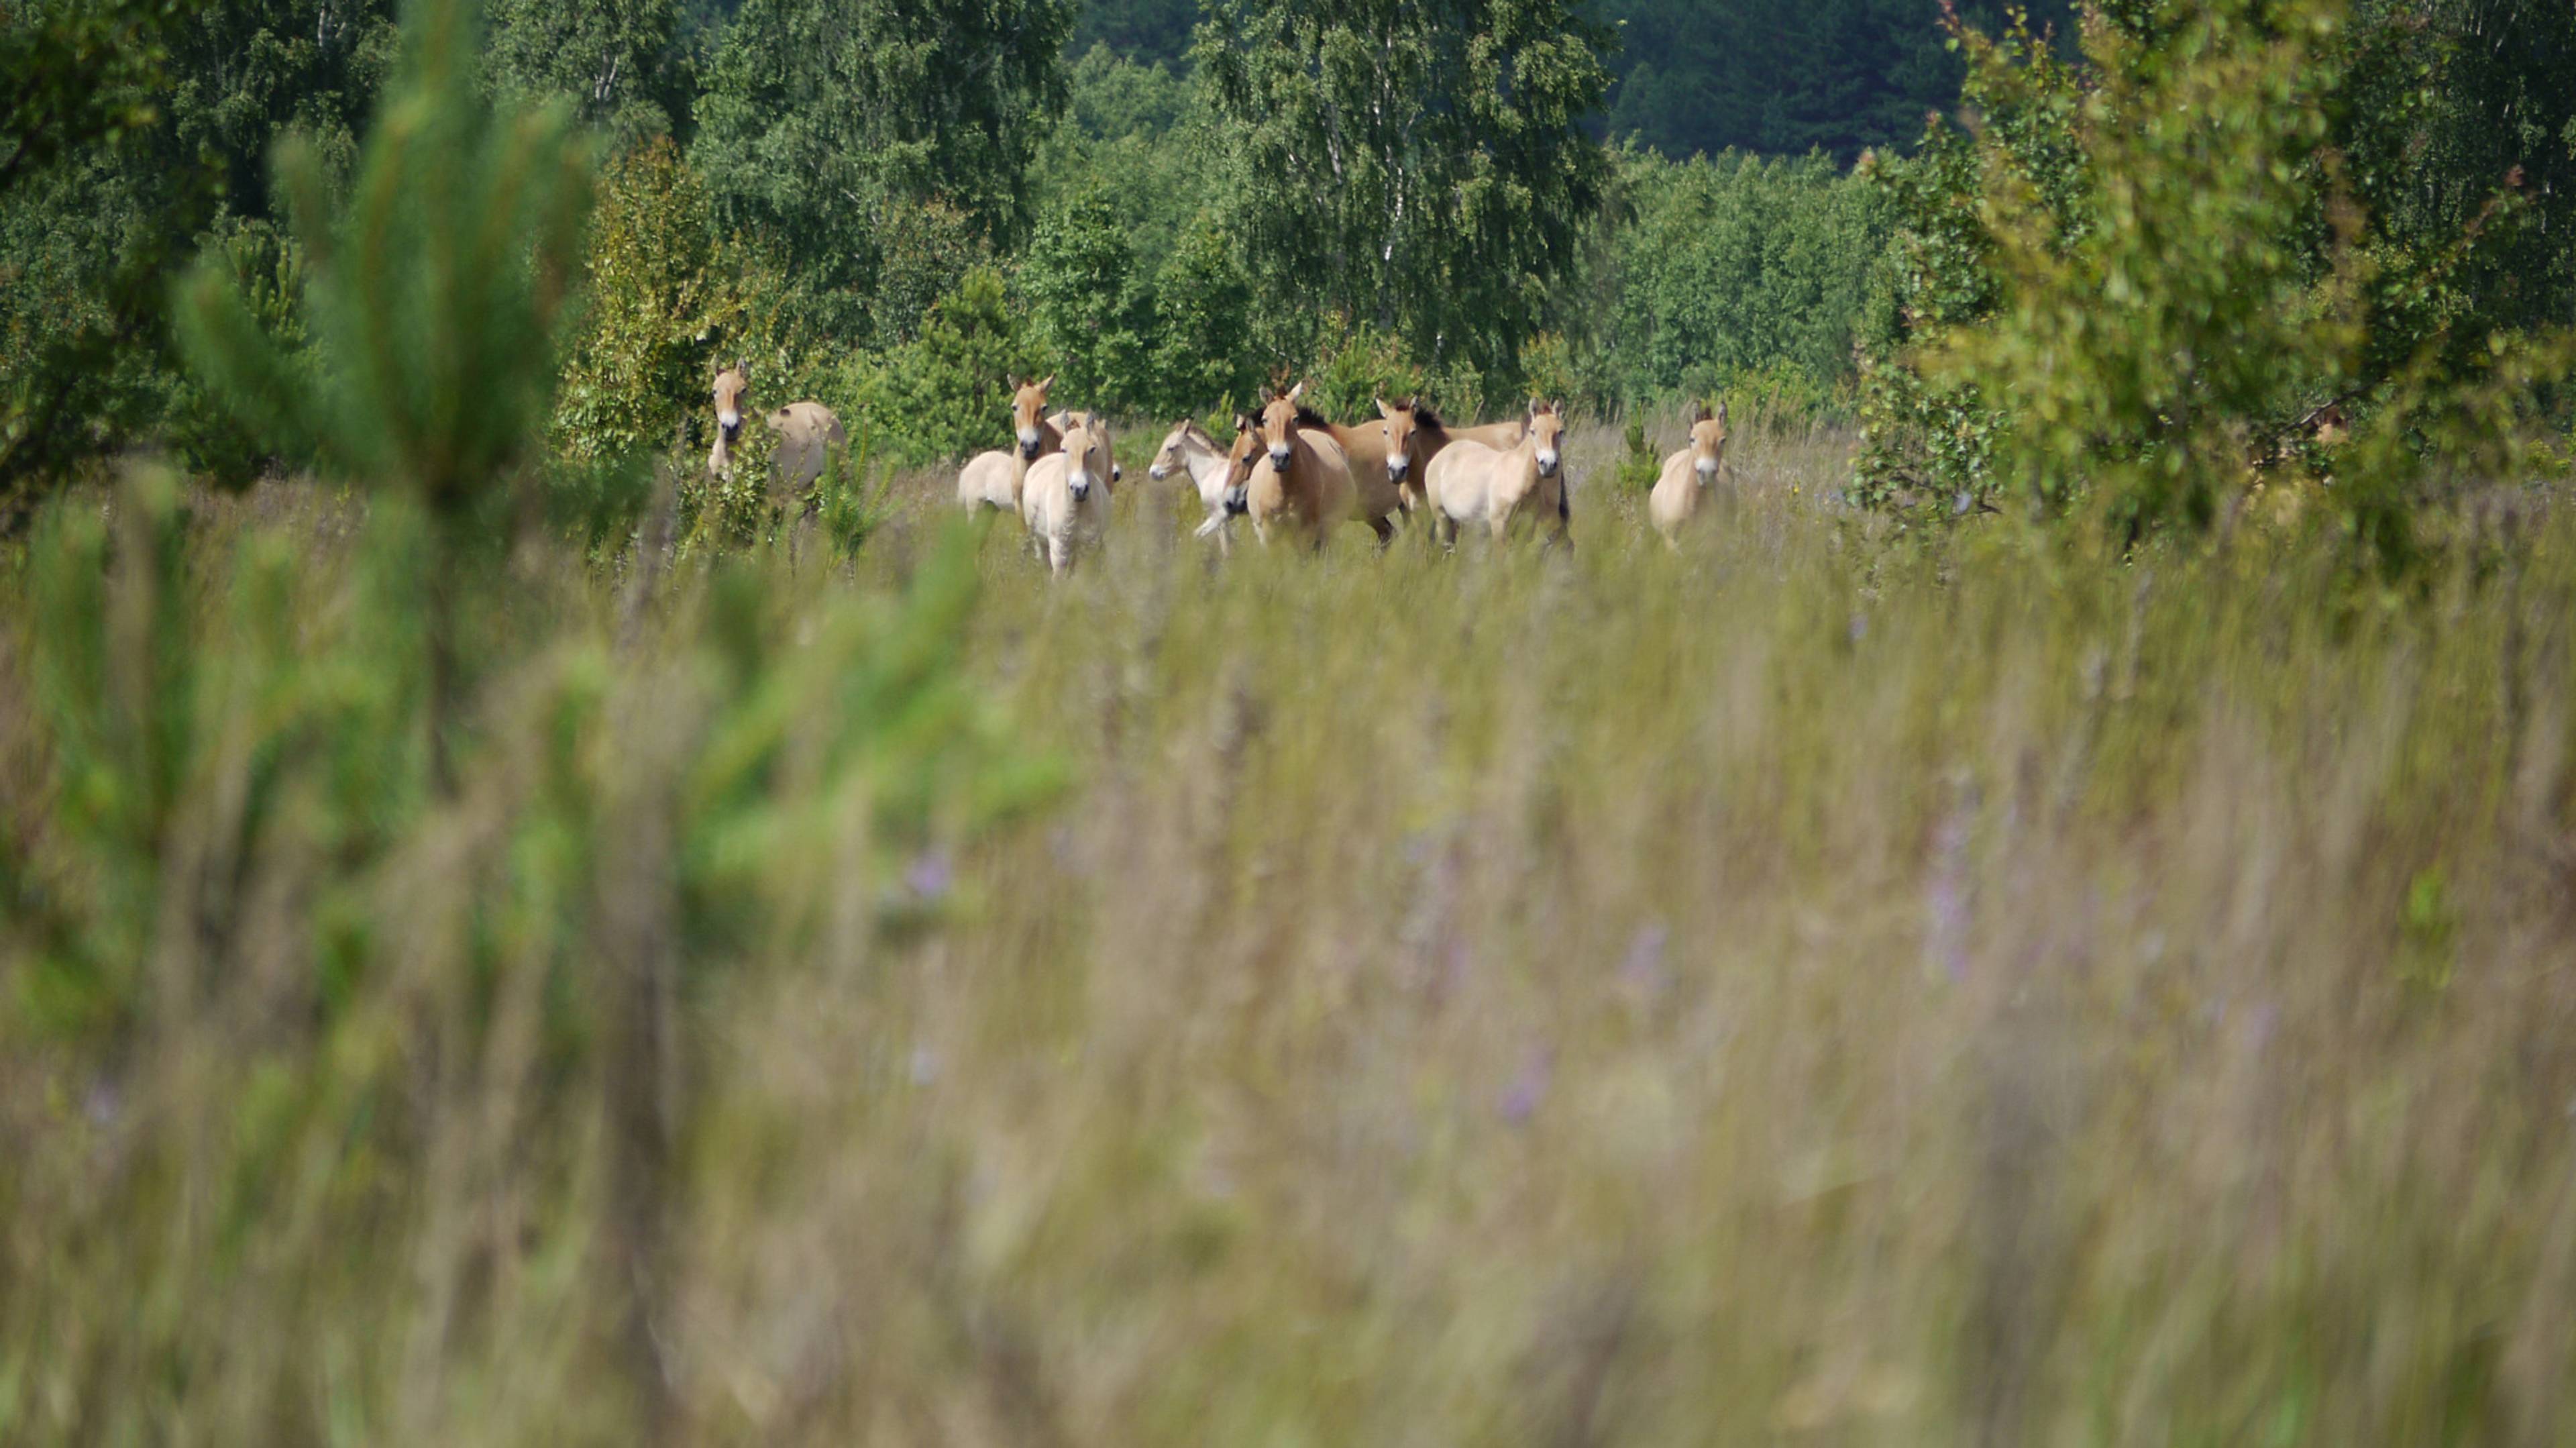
[6,413,2573,1444]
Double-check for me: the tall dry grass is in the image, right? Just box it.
[5,420,2575,1445]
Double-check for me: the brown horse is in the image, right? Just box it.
[1298,407,1407,531]
[1242,384,1379,548]
[1648,401,1729,545]
[1380,397,1526,513]
[1422,399,1571,548]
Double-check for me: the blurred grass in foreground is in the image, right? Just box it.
[5,421,2576,1445]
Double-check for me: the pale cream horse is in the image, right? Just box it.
[709,362,849,501]
[1423,399,1572,548]
[1241,384,1379,549]
[957,375,1062,512]
[1648,401,1729,546]
[1020,413,1115,575]
[1379,397,1525,514]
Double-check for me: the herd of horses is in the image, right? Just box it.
[708,367,1733,574]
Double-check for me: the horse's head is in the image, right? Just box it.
[1688,401,1729,484]
[1149,421,1197,482]
[1013,374,1057,460]
[1224,413,1263,515]
[1379,396,1421,483]
[1260,382,1310,474]
[712,362,749,446]
[1528,399,1567,478]
[1060,415,1101,503]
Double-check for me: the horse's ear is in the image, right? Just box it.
[1287,379,1307,403]
[1376,395,1393,417]
[1715,400,1729,429]
[1038,374,1056,393]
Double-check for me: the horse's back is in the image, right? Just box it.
[960,450,1019,511]
[1427,438,1509,521]
[769,401,845,493]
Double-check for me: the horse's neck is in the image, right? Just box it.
[1184,442,1228,489]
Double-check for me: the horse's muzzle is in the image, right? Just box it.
[1537,452,1562,478]
[1387,458,1409,482]
[1020,441,1043,462]
[1269,447,1293,471]
[1224,487,1249,517]
[1697,458,1719,481]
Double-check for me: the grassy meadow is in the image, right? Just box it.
[6,416,2576,1444]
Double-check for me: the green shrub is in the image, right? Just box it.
[552,138,738,473]
[850,266,1053,467]
[1857,0,2575,559]
[1597,146,1892,409]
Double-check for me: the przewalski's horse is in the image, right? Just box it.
[1020,413,1113,575]
[1240,384,1379,549]
[1423,399,1572,548]
[1379,397,1526,514]
[1648,401,1729,546]
[709,362,847,502]
[958,375,1067,513]
[1151,419,1244,554]
[1296,405,1408,533]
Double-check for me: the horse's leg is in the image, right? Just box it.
[1369,514,1396,549]
[1049,533,1071,576]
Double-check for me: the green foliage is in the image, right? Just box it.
[0,0,186,191]
[1595,146,1892,407]
[1196,0,1614,389]
[689,0,1075,346]
[1302,317,1429,424]
[1030,46,1214,286]
[1856,0,2575,558]
[486,0,688,144]
[158,0,402,219]
[1612,414,1662,489]
[176,0,594,529]
[553,138,737,470]
[1146,222,1265,419]
[1600,0,2073,162]
[1022,189,1159,413]
[850,266,1051,467]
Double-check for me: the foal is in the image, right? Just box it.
[1150,419,1242,554]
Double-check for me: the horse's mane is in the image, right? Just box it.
[1408,403,1448,429]
[1293,405,1333,430]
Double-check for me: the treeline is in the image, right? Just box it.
[0,0,1896,510]
[3,0,2572,562]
